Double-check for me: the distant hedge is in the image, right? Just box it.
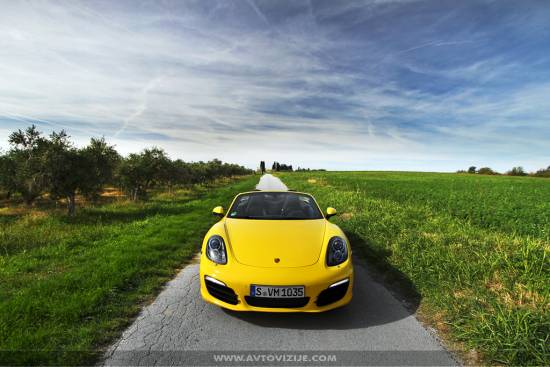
[457,165,549,177]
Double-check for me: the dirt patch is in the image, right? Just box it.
[340,212,354,221]
[101,188,125,198]
[485,272,504,292]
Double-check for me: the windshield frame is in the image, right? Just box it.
[225,191,324,220]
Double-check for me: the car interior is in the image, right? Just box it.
[228,192,323,219]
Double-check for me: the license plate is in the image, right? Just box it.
[250,285,305,298]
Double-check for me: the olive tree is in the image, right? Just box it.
[42,131,88,216]
[8,125,49,205]
[0,152,17,199]
[117,147,170,200]
[79,137,120,201]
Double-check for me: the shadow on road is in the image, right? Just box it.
[224,231,421,330]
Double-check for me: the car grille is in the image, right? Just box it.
[204,278,238,305]
[244,296,310,308]
[316,281,349,307]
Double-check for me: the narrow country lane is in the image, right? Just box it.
[103,175,458,366]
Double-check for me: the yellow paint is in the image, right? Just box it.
[212,206,225,216]
[326,207,337,218]
[200,191,354,312]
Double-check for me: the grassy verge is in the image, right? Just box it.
[280,171,549,366]
[0,175,257,366]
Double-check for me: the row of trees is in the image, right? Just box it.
[532,166,550,177]
[0,125,252,215]
[260,161,326,174]
[271,162,293,171]
[258,161,325,173]
[294,167,326,172]
[459,165,550,177]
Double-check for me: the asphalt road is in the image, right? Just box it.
[103,175,458,366]
[256,174,288,190]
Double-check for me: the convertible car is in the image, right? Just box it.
[199,190,353,312]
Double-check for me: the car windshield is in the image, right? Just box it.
[227,192,323,220]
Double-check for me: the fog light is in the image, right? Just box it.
[205,275,226,286]
[329,278,349,288]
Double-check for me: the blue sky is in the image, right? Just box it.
[1,0,549,171]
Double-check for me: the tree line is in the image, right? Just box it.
[257,161,325,173]
[458,165,550,177]
[271,161,293,171]
[0,125,252,215]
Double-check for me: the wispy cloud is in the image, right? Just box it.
[0,0,548,171]
[245,0,270,26]
[115,76,166,137]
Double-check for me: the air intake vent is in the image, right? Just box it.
[205,278,238,305]
[316,281,349,307]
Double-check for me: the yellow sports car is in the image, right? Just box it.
[199,190,353,312]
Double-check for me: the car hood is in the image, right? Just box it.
[224,218,326,268]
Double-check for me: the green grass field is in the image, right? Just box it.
[280,171,549,365]
[0,175,257,366]
[2,171,548,366]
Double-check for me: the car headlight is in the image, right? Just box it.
[206,235,227,264]
[326,236,348,266]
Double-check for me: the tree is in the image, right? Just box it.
[467,166,476,174]
[477,167,498,175]
[269,161,294,172]
[8,125,49,205]
[157,158,180,194]
[204,159,223,182]
[42,131,88,216]
[507,166,527,176]
[79,137,120,201]
[171,159,197,186]
[532,166,550,178]
[0,152,17,199]
[117,147,170,200]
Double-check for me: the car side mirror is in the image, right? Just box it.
[212,206,225,217]
[326,207,337,219]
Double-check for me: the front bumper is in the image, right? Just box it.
[199,257,353,312]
